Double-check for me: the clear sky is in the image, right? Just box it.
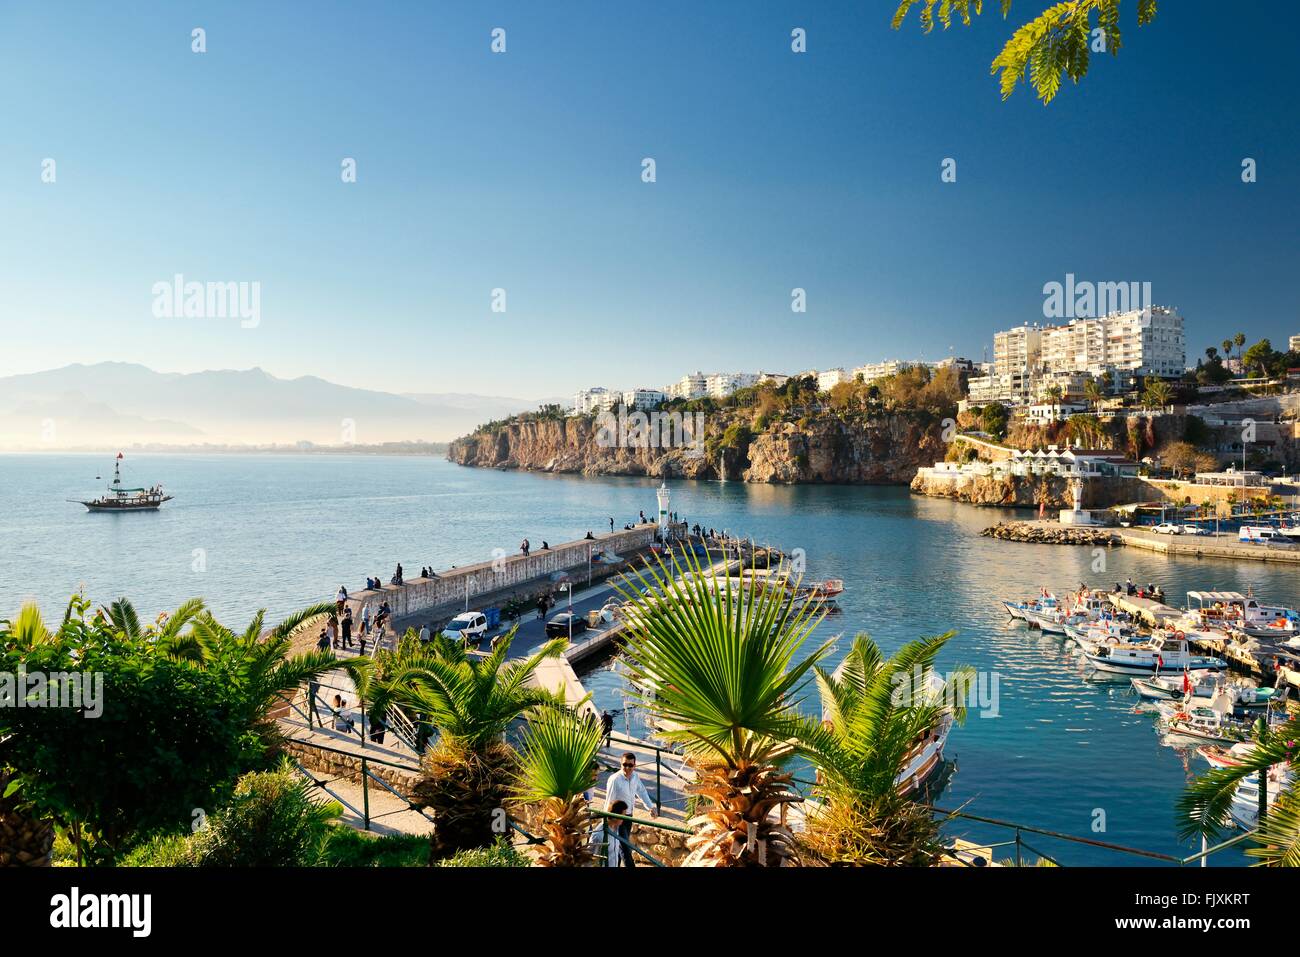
[1,0,1296,399]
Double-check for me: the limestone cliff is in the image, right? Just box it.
[448,413,945,485]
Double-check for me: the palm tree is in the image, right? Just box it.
[1177,715,1300,866]
[1083,377,1104,414]
[616,551,831,867]
[1234,332,1247,361]
[1041,383,1064,421]
[512,705,603,866]
[368,630,566,859]
[799,633,972,865]
[1142,378,1172,411]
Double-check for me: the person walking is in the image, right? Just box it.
[327,617,338,650]
[604,753,654,867]
[315,628,330,653]
[360,602,372,638]
[600,710,614,747]
[335,585,348,618]
[341,607,354,650]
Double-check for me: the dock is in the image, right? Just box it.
[1118,527,1300,564]
[1107,593,1184,628]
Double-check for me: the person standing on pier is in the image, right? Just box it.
[600,710,614,747]
[326,617,338,650]
[609,517,614,533]
[604,753,654,867]
[341,607,354,650]
[335,585,348,618]
[360,602,372,638]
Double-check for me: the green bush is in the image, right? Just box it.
[120,832,194,867]
[320,830,430,867]
[186,764,341,867]
[436,837,531,867]
[119,763,342,867]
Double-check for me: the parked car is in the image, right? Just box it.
[1181,524,1210,536]
[1152,523,1182,535]
[545,612,589,638]
[442,611,488,644]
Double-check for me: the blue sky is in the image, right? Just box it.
[1,0,1296,399]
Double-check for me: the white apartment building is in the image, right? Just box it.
[706,372,760,399]
[573,387,609,414]
[993,325,1043,377]
[665,372,709,401]
[1290,334,1300,353]
[851,360,903,383]
[817,368,851,392]
[1041,307,1185,379]
[621,388,666,410]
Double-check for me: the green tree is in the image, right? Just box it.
[511,705,603,867]
[367,630,565,860]
[893,0,1159,104]
[0,595,345,865]
[616,552,831,866]
[800,634,972,865]
[1177,716,1300,866]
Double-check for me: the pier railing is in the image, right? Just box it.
[933,806,1258,867]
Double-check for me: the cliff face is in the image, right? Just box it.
[448,413,945,485]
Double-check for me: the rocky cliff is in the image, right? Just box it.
[447,413,946,485]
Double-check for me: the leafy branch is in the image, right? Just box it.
[892,0,1159,104]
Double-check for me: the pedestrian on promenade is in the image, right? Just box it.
[370,714,387,745]
[521,538,530,556]
[327,617,338,650]
[605,800,629,867]
[332,695,355,733]
[335,585,348,617]
[419,622,430,643]
[537,595,547,620]
[316,628,330,653]
[393,563,404,586]
[600,710,614,747]
[605,753,654,867]
[609,517,614,533]
[342,607,354,649]
[360,602,372,637]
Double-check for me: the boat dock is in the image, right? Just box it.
[1107,593,1183,628]
[1118,527,1300,564]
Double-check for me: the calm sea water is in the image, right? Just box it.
[7,452,1294,865]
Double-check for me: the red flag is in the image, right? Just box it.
[1183,670,1191,693]
[116,452,123,459]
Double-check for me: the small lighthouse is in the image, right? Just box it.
[656,483,671,540]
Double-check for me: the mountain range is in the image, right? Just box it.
[0,363,557,449]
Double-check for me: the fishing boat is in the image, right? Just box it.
[1133,670,1281,708]
[72,453,173,512]
[1001,589,1059,623]
[1158,698,1247,746]
[1064,617,1141,655]
[1086,633,1226,675]
[1198,741,1259,769]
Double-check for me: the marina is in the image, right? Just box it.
[9,453,1300,864]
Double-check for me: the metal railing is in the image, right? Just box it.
[284,737,434,833]
[933,806,1259,867]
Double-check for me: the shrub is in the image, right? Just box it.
[436,837,531,867]
[188,764,341,867]
[320,830,430,867]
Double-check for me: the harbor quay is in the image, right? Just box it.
[341,524,661,643]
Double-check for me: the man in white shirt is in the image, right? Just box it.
[419,623,430,643]
[604,753,654,867]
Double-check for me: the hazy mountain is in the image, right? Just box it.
[0,362,548,449]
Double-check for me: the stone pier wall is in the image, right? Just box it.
[342,525,659,623]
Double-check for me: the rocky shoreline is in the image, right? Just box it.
[981,521,1124,546]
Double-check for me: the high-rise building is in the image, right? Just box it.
[817,368,851,392]
[621,388,665,410]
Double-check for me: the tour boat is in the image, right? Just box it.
[1185,591,1299,640]
[1085,633,1227,675]
[73,453,173,512]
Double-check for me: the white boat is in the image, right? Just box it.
[1158,694,1248,746]
[1228,764,1295,830]
[1185,591,1299,640]
[1064,617,1140,654]
[1086,633,1227,675]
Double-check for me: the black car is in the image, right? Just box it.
[545,612,588,638]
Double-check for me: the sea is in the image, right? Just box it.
[7,451,1295,865]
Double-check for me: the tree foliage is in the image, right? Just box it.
[893,0,1160,104]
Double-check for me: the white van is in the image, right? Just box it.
[441,611,488,644]
[1239,526,1284,544]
